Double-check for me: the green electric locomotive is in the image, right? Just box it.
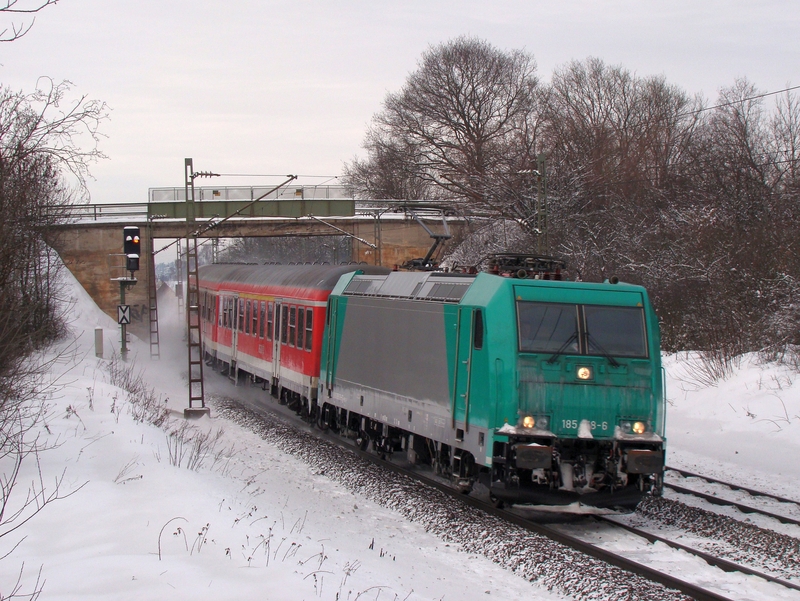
[318,260,665,507]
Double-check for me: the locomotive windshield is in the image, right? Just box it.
[517,301,647,358]
[584,305,647,358]
[518,302,579,353]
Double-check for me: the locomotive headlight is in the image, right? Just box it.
[576,366,593,380]
[522,415,535,429]
[620,420,647,434]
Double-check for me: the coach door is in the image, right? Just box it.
[231,295,241,364]
[271,300,283,384]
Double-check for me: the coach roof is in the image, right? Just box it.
[198,263,391,294]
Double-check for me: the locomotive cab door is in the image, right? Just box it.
[452,306,475,435]
[323,297,338,394]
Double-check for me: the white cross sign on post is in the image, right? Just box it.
[117,304,131,325]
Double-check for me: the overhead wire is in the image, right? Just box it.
[681,84,800,117]
[540,83,800,190]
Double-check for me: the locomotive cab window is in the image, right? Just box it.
[473,310,484,349]
[584,305,647,358]
[518,302,579,354]
[517,301,647,358]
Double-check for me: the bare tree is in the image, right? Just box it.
[343,128,436,200]
[0,79,108,388]
[0,0,58,43]
[347,43,800,359]
[0,78,106,595]
[344,36,542,225]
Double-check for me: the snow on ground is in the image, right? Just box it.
[1,266,798,600]
[664,352,800,498]
[0,270,565,600]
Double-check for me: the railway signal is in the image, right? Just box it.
[123,225,140,273]
[117,226,140,359]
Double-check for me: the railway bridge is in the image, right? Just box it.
[48,184,469,337]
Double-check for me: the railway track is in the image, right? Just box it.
[664,466,800,527]
[593,514,800,594]
[208,379,800,601]
[403,466,740,601]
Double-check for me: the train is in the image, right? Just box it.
[198,257,665,508]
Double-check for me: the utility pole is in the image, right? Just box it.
[174,160,293,417]
[536,153,548,255]
[183,158,218,418]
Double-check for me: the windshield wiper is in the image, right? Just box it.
[585,332,621,367]
[546,332,578,364]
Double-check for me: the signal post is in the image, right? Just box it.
[116,226,141,359]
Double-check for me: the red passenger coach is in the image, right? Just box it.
[198,263,390,415]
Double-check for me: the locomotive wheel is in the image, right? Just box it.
[316,405,329,431]
[489,493,505,509]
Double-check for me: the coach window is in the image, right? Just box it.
[281,305,288,344]
[267,302,274,341]
[238,300,245,332]
[245,300,251,335]
[305,308,313,351]
[297,307,305,350]
[289,306,297,347]
[252,301,259,335]
[259,302,266,338]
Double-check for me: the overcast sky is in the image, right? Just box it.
[2,0,798,204]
